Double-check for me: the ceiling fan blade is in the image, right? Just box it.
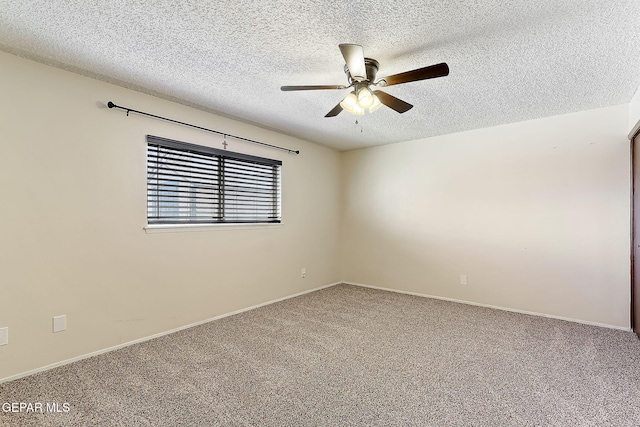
[325,103,343,117]
[380,62,449,87]
[281,85,348,91]
[339,44,367,81]
[373,90,413,113]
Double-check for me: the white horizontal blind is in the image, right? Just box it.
[147,135,281,224]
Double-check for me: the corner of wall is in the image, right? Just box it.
[628,84,640,134]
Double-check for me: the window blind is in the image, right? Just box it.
[147,135,281,225]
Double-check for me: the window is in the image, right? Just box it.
[147,135,281,225]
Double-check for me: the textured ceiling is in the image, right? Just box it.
[1,1,640,151]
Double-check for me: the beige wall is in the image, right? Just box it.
[0,51,341,380]
[340,104,631,328]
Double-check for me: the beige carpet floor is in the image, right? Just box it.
[1,284,640,426]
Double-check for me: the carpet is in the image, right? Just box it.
[1,284,640,426]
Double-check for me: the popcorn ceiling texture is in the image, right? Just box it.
[1,0,640,150]
[1,284,640,426]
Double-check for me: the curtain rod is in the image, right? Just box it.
[106,101,299,155]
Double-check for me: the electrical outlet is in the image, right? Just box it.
[53,315,67,333]
[0,327,8,346]
[460,275,468,285]
[301,268,306,278]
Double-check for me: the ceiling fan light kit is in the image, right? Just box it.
[281,44,449,118]
[340,85,381,115]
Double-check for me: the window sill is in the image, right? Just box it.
[144,223,283,234]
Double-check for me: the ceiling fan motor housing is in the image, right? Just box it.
[345,58,380,84]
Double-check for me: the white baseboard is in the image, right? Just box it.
[342,281,632,332]
[0,282,341,385]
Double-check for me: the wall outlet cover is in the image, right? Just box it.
[0,327,8,346]
[53,315,67,333]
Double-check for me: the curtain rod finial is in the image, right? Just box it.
[107,101,115,109]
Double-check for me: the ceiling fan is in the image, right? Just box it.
[281,44,449,117]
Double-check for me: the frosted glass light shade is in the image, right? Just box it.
[369,94,382,113]
[357,87,374,109]
[340,92,358,113]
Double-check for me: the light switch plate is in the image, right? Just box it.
[53,315,67,333]
[0,327,8,346]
